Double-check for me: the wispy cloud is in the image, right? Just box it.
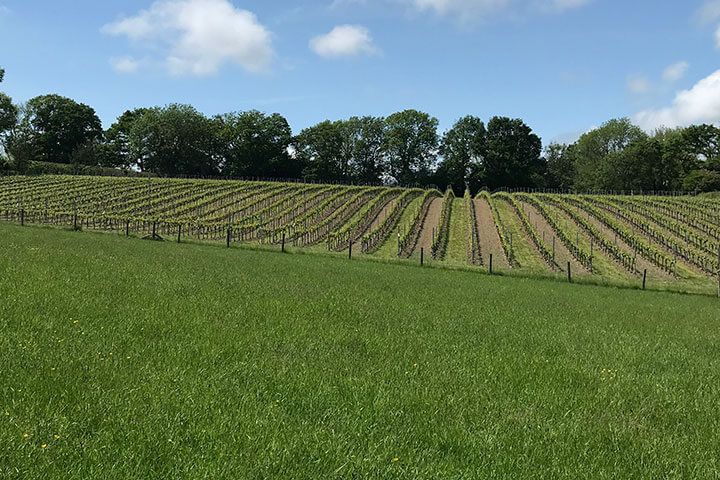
[407,0,591,21]
[627,61,690,97]
[627,75,651,95]
[662,61,689,83]
[110,56,141,74]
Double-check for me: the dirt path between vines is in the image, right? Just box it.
[520,202,586,274]
[412,198,442,255]
[366,198,398,233]
[474,198,509,269]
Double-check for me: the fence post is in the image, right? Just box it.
[489,253,493,274]
[226,225,232,248]
[567,261,572,283]
[177,224,182,244]
[281,233,286,253]
[348,241,353,259]
[125,219,130,237]
[642,269,647,290]
[20,208,24,226]
[420,247,424,266]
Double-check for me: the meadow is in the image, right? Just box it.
[2,222,720,479]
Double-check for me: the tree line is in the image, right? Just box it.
[1,68,719,193]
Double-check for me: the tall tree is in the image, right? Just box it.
[129,104,220,176]
[215,111,297,179]
[572,118,647,190]
[4,105,35,173]
[544,143,576,190]
[484,117,543,189]
[16,94,103,164]
[342,116,386,184]
[681,124,720,163]
[0,67,18,153]
[437,115,486,193]
[294,121,347,182]
[383,110,438,186]
[105,108,151,169]
[652,128,697,190]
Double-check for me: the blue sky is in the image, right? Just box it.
[1,0,720,144]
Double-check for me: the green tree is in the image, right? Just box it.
[651,128,697,190]
[545,143,576,190]
[105,108,151,169]
[129,104,220,176]
[681,124,720,163]
[215,111,297,179]
[683,169,720,192]
[484,117,543,189]
[383,110,438,186]
[17,94,103,164]
[0,67,18,154]
[294,120,347,182]
[437,115,486,193]
[572,118,647,190]
[341,116,386,184]
[4,107,36,174]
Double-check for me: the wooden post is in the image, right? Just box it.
[226,226,232,247]
[717,246,720,298]
[567,261,572,283]
[420,247,424,266]
[489,253,493,274]
[20,208,24,226]
[281,233,286,253]
[348,241,353,259]
[552,236,556,261]
[642,269,647,290]
[177,224,182,243]
[152,221,157,238]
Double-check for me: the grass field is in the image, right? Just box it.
[2,223,720,478]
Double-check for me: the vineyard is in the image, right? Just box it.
[2,174,720,295]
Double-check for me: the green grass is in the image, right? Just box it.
[2,223,720,479]
[374,195,424,259]
[444,199,468,265]
[494,199,547,273]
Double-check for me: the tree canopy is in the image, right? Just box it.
[1,65,719,192]
[15,94,103,164]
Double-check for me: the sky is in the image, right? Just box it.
[1,0,720,145]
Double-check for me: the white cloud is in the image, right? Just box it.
[627,75,651,94]
[310,25,378,58]
[110,56,141,74]
[102,0,273,76]
[634,70,720,130]
[662,61,689,82]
